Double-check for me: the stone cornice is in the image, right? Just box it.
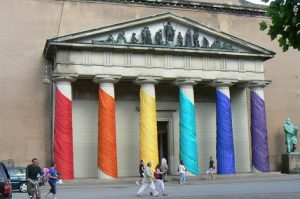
[66,0,267,16]
[45,41,274,60]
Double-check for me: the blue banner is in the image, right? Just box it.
[216,90,235,174]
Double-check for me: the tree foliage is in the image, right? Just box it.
[260,0,300,52]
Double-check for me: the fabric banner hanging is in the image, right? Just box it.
[54,87,74,180]
[179,91,199,175]
[139,89,159,169]
[250,90,270,172]
[216,90,235,174]
[98,89,118,178]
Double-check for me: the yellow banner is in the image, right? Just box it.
[139,89,159,170]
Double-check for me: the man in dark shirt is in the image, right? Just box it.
[26,158,43,197]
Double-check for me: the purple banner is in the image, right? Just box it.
[251,91,270,172]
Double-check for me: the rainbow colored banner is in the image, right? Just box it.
[179,91,199,175]
[139,89,159,169]
[251,90,270,172]
[98,89,118,178]
[216,90,235,174]
[54,87,74,180]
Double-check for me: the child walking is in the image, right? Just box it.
[178,160,186,184]
[45,162,58,199]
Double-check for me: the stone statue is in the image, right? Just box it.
[146,27,152,44]
[155,29,163,45]
[202,36,209,48]
[163,21,175,45]
[177,32,183,47]
[284,118,298,153]
[142,27,152,45]
[130,32,139,44]
[185,29,192,47]
[211,39,222,49]
[106,34,115,43]
[193,30,200,47]
[141,27,147,44]
[117,31,127,44]
[222,41,234,50]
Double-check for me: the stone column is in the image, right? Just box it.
[212,79,236,174]
[94,75,120,179]
[136,77,159,169]
[249,80,271,173]
[175,79,200,175]
[52,74,77,180]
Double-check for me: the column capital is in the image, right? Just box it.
[174,77,201,86]
[51,73,78,82]
[209,78,238,87]
[243,80,272,88]
[93,74,121,84]
[135,76,162,85]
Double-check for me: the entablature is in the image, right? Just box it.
[55,49,265,77]
[44,12,274,85]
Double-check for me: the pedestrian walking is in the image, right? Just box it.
[136,160,145,185]
[154,164,168,196]
[206,156,215,180]
[137,162,159,197]
[45,162,58,199]
[160,158,168,182]
[178,160,186,184]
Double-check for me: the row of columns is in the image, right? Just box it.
[52,75,270,179]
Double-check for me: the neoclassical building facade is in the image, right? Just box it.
[44,12,274,179]
[1,0,299,180]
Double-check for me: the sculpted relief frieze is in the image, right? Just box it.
[80,20,242,53]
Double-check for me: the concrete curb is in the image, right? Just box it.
[57,172,300,187]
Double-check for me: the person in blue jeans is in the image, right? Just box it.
[178,160,186,184]
[45,162,58,199]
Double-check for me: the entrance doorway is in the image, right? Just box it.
[157,121,169,162]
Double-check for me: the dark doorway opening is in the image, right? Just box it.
[157,121,169,162]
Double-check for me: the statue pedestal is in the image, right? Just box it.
[282,152,300,174]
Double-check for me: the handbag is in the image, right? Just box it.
[154,171,160,179]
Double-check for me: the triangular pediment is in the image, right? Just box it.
[44,12,274,59]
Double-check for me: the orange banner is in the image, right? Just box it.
[98,89,118,178]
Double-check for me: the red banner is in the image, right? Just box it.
[54,87,74,180]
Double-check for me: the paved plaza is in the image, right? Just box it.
[12,173,300,199]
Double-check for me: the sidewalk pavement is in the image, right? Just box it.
[58,172,300,188]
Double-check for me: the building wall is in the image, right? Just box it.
[0,0,299,171]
